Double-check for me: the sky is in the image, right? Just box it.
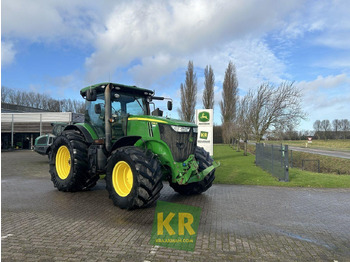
[1,0,350,131]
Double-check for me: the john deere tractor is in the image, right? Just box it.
[50,83,219,209]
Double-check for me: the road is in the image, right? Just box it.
[288,146,350,159]
[249,142,350,159]
[2,151,350,261]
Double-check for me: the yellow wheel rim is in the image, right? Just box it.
[112,161,133,197]
[55,146,71,180]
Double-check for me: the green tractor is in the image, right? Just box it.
[50,83,219,209]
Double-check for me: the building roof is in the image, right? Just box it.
[1,103,48,113]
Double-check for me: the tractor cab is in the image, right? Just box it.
[85,91,149,140]
[80,83,172,150]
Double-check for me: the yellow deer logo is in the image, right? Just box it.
[199,112,210,122]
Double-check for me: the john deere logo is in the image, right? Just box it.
[150,201,201,251]
[200,131,208,139]
[199,112,210,122]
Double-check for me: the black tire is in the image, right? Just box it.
[169,147,215,195]
[106,146,163,210]
[49,130,98,192]
[47,148,52,160]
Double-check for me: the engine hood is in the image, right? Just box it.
[128,115,197,127]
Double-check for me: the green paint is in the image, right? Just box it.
[75,123,99,140]
[150,201,201,251]
[200,131,208,139]
[187,161,220,183]
[128,115,197,127]
[198,111,210,122]
[77,82,219,189]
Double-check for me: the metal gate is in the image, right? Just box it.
[255,143,289,182]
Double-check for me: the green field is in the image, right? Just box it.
[262,139,350,151]
[213,144,350,188]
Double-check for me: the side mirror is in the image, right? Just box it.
[94,104,101,114]
[86,89,97,101]
[167,101,173,111]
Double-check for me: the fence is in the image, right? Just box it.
[302,159,320,173]
[255,143,289,182]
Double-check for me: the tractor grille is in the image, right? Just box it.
[158,124,197,162]
[36,136,48,145]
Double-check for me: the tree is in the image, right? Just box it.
[332,119,342,139]
[313,120,321,139]
[236,94,252,155]
[341,119,350,139]
[220,61,238,143]
[249,82,306,142]
[179,61,197,122]
[202,65,215,109]
[320,120,331,140]
[1,86,9,103]
[73,100,85,114]
[1,86,85,113]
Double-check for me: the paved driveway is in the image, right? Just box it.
[2,151,350,261]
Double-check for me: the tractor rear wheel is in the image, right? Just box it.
[106,146,163,209]
[49,130,98,191]
[169,147,215,195]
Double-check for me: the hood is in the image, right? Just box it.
[128,115,197,127]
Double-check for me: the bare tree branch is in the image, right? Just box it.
[321,119,331,140]
[249,82,306,142]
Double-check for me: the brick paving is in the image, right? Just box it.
[2,151,350,261]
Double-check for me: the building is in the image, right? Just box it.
[1,103,84,149]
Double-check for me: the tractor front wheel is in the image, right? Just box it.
[169,147,215,195]
[106,146,163,209]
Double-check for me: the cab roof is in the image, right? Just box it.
[80,82,154,98]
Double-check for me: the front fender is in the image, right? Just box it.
[134,138,204,184]
[135,138,175,167]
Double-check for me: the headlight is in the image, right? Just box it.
[171,125,191,133]
[193,127,198,133]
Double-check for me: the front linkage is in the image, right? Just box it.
[173,154,220,185]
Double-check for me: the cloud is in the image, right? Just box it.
[85,0,302,82]
[1,41,16,66]
[194,39,287,91]
[128,54,186,88]
[296,74,350,129]
[275,0,350,50]
[2,0,300,87]
[294,73,350,130]
[297,74,350,93]
[1,0,116,64]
